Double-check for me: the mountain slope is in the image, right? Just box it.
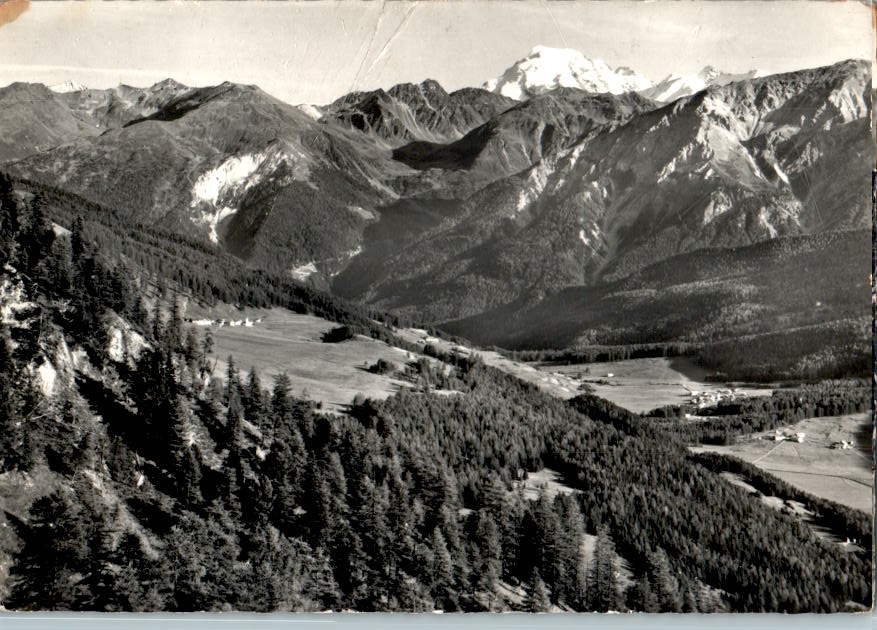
[335,60,872,324]
[0,190,869,613]
[0,83,100,162]
[643,67,766,103]
[0,59,870,360]
[3,81,416,276]
[442,229,870,378]
[324,79,516,147]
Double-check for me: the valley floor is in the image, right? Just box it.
[191,310,873,515]
[690,413,873,513]
[535,357,773,414]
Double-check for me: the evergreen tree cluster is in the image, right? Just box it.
[0,173,870,613]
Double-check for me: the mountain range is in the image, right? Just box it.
[481,46,766,104]
[0,48,871,364]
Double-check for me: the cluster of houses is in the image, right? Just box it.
[830,440,855,450]
[772,429,806,443]
[687,387,746,409]
[188,317,261,328]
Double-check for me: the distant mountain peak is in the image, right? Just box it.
[644,66,766,103]
[482,45,653,100]
[49,79,88,93]
[481,47,769,104]
[151,78,188,90]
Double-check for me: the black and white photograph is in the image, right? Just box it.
[0,0,873,618]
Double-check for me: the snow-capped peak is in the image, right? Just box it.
[483,45,653,100]
[643,66,765,103]
[49,79,88,93]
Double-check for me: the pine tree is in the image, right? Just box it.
[243,366,265,427]
[271,372,293,440]
[181,446,204,509]
[0,172,20,263]
[0,326,23,471]
[266,427,307,535]
[70,215,85,261]
[629,573,659,613]
[646,547,682,612]
[73,507,117,611]
[474,509,502,609]
[226,385,244,451]
[555,495,586,608]
[352,476,391,605]
[46,237,73,297]
[533,492,562,594]
[113,533,165,611]
[587,526,618,612]
[525,567,551,612]
[308,545,341,611]
[428,527,455,611]
[167,292,183,352]
[6,492,88,610]
[225,355,240,404]
[19,194,54,287]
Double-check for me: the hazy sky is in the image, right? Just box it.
[1,1,873,104]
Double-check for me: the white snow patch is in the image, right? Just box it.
[52,223,71,238]
[136,473,146,488]
[647,115,671,133]
[515,165,550,213]
[296,104,323,120]
[49,79,88,93]
[657,158,677,184]
[484,45,652,100]
[773,162,790,186]
[578,229,589,247]
[644,66,764,103]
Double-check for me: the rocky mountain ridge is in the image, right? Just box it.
[0,56,870,350]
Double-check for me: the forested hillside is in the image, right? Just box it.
[0,176,869,612]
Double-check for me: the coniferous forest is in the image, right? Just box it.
[0,173,871,613]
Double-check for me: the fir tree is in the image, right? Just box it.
[587,526,618,612]
[428,527,455,611]
[525,567,551,613]
[6,492,88,610]
[0,171,20,263]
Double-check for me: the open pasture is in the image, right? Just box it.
[536,357,773,413]
[191,308,425,413]
[692,413,872,513]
